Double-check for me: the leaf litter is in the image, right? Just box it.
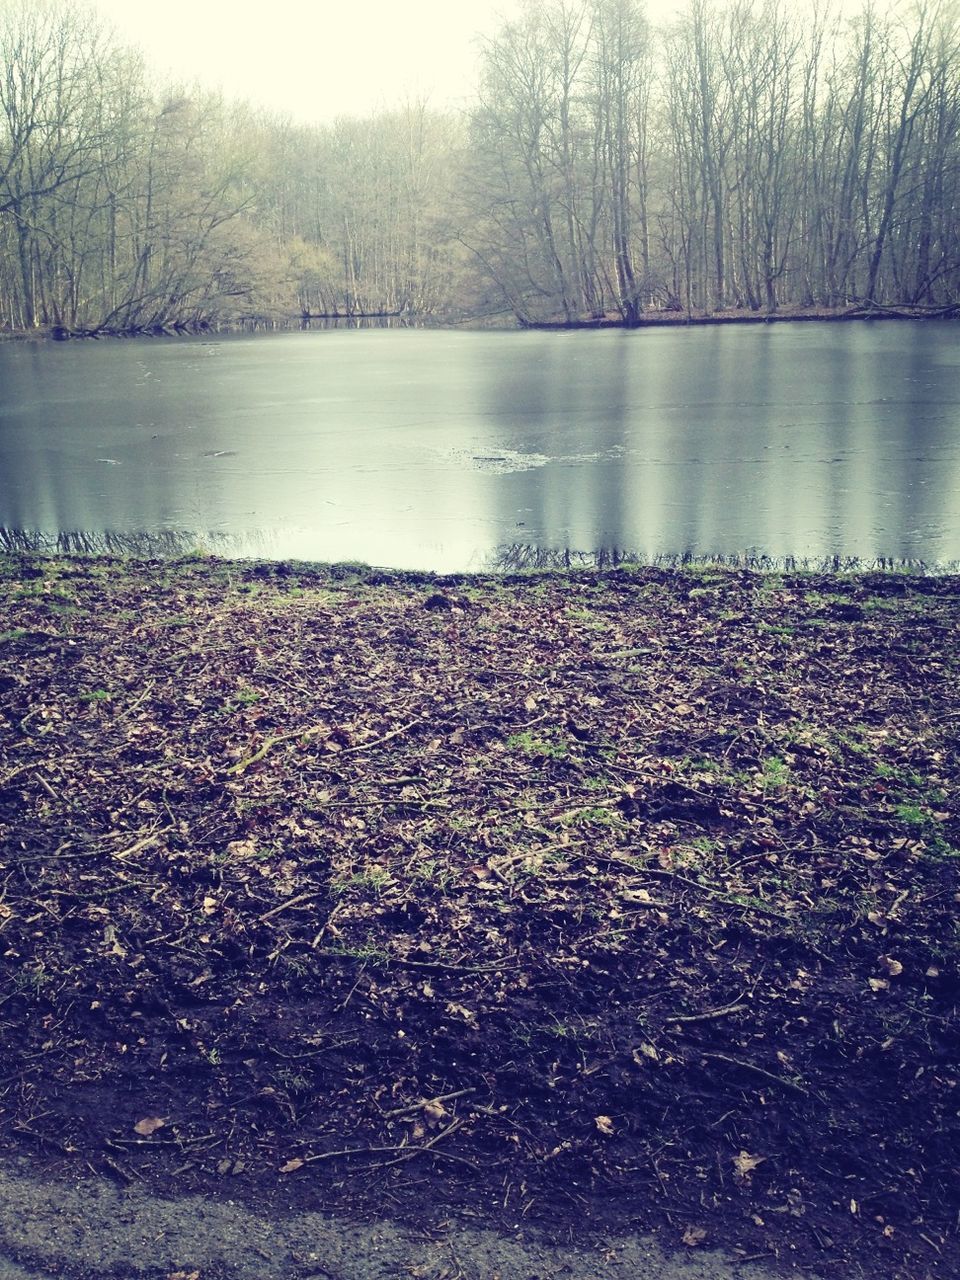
[0,554,958,1277]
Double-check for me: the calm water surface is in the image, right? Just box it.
[0,324,958,571]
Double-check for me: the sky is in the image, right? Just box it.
[88,0,691,125]
[89,0,524,123]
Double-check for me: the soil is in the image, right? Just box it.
[0,555,957,1279]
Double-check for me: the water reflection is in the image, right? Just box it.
[0,324,957,572]
[1,528,950,576]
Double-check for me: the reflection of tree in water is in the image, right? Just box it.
[487,543,951,574]
[0,528,241,557]
[1,528,954,574]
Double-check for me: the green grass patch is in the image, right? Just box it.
[506,730,568,760]
[78,689,111,704]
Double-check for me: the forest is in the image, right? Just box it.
[1,0,959,332]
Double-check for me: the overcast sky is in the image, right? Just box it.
[89,0,697,124]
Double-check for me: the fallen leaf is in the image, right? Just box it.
[423,1101,447,1127]
[682,1226,707,1247]
[201,896,218,915]
[732,1150,767,1179]
[868,978,889,992]
[445,1002,478,1026]
[880,956,903,977]
[226,839,258,858]
[633,1043,660,1064]
[133,1117,166,1137]
[279,1158,304,1174]
[621,887,653,904]
[595,1115,616,1136]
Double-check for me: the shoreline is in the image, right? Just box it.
[1,303,958,342]
[1,539,958,578]
[1,554,957,1279]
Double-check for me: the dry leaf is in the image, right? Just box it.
[133,1116,166,1137]
[868,978,889,992]
[279,1158,304,1174]
[732,1150,766,1179]
[201,896,218,915]
[682,1226,707,1247]
[595,1115,616,1136]
[880,956,903,977]
[633,1043,660,1064]
[445,1002,478,1026]
[423,1101,447,1127]
[226,839,258,858]
[167,1272,200,1280]
[621,887,652,904]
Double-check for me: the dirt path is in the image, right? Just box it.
[0,1157,820,1280]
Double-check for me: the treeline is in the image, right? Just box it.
[1,0,958,333]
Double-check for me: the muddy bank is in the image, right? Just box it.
[0,556,957,1279]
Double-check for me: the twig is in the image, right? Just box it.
[376,1117,467,1169]
[700,1051,809,1096]
[618,865,790,919]
[0,763,35,786]
[335,963,368,1013]
[114,826,173,860]
[259,891,323,923]
[671,1000,747,1024]
[315,950,519,974]
[338,716,426,755]
[381,1088,476,1119]
[33,772,59,801]
[100,1154,134,1182]
[297,1143,402,1165]
[225,723,328,776]
[121,679,156,718]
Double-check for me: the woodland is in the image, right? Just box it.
[1,0,960,333]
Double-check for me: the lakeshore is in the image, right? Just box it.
[0,556,957,1278]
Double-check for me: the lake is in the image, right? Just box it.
[0,323,958,572]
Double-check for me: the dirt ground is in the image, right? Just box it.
[0,556,957,1280]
